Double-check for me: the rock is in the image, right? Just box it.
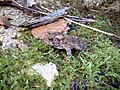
[28,62,59,87]
[0,6,30,50]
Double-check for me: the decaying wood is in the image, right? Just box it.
[19,7,95,28]
[19,7,70,28]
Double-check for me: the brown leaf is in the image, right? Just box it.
[0,16,11,28]
[31,19,87,60]
[31,19,69,40]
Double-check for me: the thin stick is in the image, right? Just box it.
[40,5,53,13]
[12,0,48,15]
[64,18,120,39]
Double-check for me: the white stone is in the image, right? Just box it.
[28,62,59,87]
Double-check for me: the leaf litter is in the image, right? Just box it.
[0,0,120,89]
[0,7,29,51]
[0,0,87,59]
[0,0,88,88]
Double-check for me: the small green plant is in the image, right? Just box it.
[0,20,120,90]
[0,2,120,89]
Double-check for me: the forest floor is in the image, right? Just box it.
[0,0,120,90]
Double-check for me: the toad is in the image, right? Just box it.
[44,32,87,60]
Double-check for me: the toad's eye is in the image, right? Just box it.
[49,38,53,41]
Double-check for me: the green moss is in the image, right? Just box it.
[0,3,120,89]
[0,25,120,90]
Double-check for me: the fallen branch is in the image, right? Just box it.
[64,18,120,39]
[19,7,70,28]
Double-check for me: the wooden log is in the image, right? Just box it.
[19,7,70,28]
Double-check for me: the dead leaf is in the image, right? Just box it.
[0,16,11,28]
[31,19,87,60]
[31,19,69,40]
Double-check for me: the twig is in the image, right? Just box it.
[64,18,120,39]
[39,5,53,13]
[100,81,114,89]
[66,15,95,22]
[12,0,48,15]
[95,78,114,89]
[19,7,69,28]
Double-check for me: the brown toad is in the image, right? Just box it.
[45,32,87,60]
[31,19,87,60]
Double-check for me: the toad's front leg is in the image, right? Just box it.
[65,47,72,60]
